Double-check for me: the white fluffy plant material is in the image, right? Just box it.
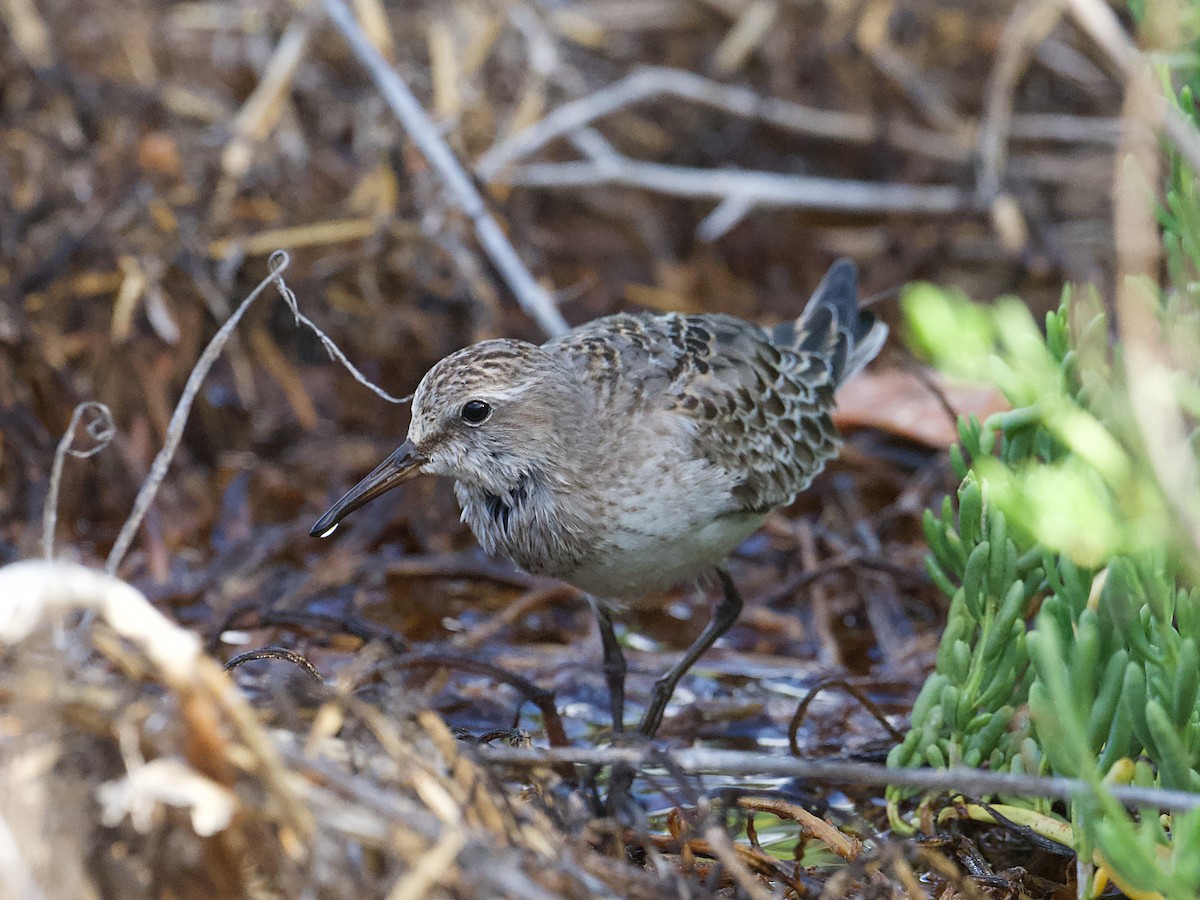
[0,561,239,839]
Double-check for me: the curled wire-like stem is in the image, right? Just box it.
[270,251,410,405]
[787,676,905,757]
[104,256,290,575]
[105,250,407,577]
[43,401,116,560]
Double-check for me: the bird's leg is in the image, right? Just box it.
[637,568,743,737]
[588,596,627,734]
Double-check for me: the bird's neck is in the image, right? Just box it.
[479,471,533,534]
[453,465,595,578]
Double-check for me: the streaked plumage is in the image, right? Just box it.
[396,259,883,599]
[312,258,886,734]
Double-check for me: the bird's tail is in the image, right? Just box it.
[772,258,887,386]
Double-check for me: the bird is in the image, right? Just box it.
[311,258,886,738]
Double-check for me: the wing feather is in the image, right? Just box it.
[547,312,842,515]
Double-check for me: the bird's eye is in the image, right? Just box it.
[461,399,492,425]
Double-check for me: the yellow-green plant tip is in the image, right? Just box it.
[885,800,916,836]
[900,282,996,381]
[942,802,1074,850]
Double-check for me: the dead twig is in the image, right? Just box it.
[477,64,972,240]
[952,797,1075,856]
[977,0,1064,254]
[220,17,314,183]
[208,218,381,259]
[210,605,409,656]
[978,0,1063,204]
[396,652,568,749]
[478,63,1124,177]
[476,65,878,180]
[855,0,969,133]
[322,0,568,337]
[787,676,904,757]
[223,646,325,682]
[648,825,799,888]
[1064,0,1200,175]
[476,745,1200,812]
[497,148,972,240]
[737,795,863,862]
[1008,113,1122,144]
[795,520,842,669]
[841,484,915,667]
[457,582,581,650]
[699,823,777,900]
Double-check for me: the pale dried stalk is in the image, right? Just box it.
[476,65,877,180]
[855,0,967,133]
[701,824,775,900]
[221,17,314,179]
[711,0,777,76]
[977,0,1064,203]
[1064,0,1200,175]
[0,559,313,837]
[479,65,972,239]
[322,0,568,337]
[477,745,1200,812]
[1,0,53,69]
[501,157,971,215]
[105,251,406,576]
[1112,63,1200,575]
[479,63,1123,183]
[0,807,46,900]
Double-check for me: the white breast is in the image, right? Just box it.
[454,405,767,601]
[556,414,764,599]
[566,509,767,599]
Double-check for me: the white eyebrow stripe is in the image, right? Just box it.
[481,381,536,403]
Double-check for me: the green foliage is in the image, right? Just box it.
[889,41,1200,896]
[894,285,1200,896]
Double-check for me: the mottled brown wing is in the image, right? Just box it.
[547,312,842,515]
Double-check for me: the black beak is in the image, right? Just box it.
[310,439,426,537]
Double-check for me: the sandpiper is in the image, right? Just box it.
[312,259,886,737]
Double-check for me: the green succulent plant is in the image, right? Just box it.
[888,39,1200,897]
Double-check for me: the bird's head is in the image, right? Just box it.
[310,339,591,538]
